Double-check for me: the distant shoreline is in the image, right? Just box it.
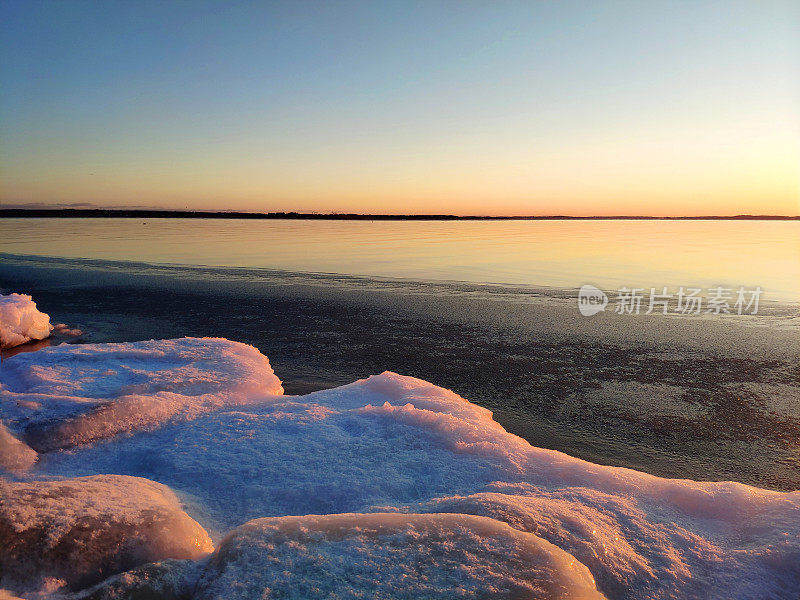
[1,208,799,220]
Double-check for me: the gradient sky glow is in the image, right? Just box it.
[1,1,798,216]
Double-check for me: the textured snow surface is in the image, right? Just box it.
[0,475,212,595]
[0,337,283,450]
[195,512,604,600]
[0,423,36,472]
[72,559,200,600]
[0,294,52,349]
[2,339,800,599]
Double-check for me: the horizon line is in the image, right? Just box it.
[0,208,799,221]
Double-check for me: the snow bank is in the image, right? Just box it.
[195,512,604,600]
[0,475,213,596]
[0,293,52,349]
[0,337,283,450]
[6,342,800,598]
[358,374,800,598]
[416,484,800,598]
[415,487,713,599]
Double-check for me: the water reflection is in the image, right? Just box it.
[1,218,798,301]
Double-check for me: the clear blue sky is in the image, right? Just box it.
[1,1,797,215]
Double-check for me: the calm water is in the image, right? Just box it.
[2,218,800,490]
[1,218,799,301]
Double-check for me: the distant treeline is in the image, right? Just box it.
[1,209,798,220]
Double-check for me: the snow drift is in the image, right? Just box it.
[2,338,800,599]
[195,512,605,599]
[0,293,52,349]
[0,475,212,595]
[0,337,283,450]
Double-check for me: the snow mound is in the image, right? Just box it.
[0,293,52,349]
[0,422,37,471]
[416,484,800,598]
[0,337,283,450]
[358,374,800,598]
[415,487,716,599]
[10,345,800,599]
[195,512,605,600]
[0,475,213,596]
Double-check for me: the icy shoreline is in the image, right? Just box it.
[5,252,800,492]
[1,337,799,599]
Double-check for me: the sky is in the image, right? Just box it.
[1,1,797,216]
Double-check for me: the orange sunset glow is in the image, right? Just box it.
[1,2,797,216]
